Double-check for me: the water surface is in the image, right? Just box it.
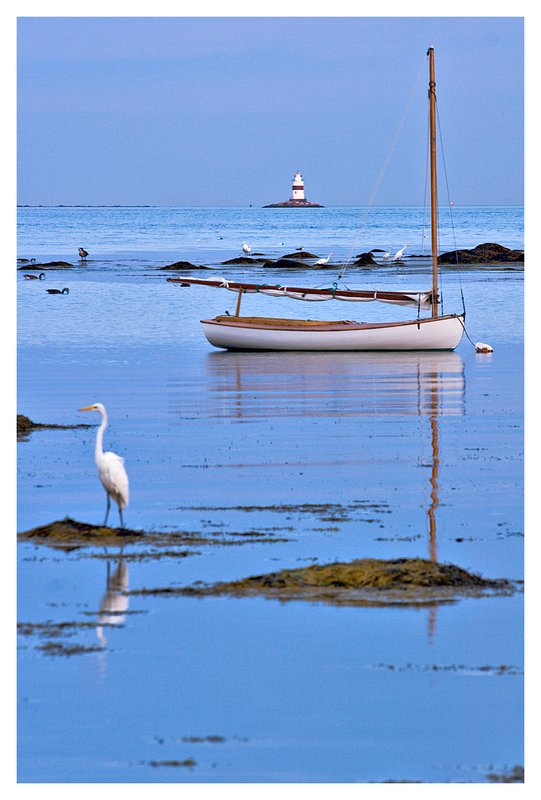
[17,206,523,783]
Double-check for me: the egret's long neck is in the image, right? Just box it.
[95,409,108,460]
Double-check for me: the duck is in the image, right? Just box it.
[24,272,45,280]
[46,287,70,295]
[78,247,89,259]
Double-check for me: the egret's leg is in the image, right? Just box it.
[104,494,111,526]
[119,506,124,529]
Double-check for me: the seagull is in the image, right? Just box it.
[24,272,45,280]
[383,251,390,261]
[393,244,408,261]
[46,287,70,295]
[242,242,251,255]
[313,253,334,266]
[78,247,89,259]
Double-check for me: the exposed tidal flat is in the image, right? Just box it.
[17,206,523,783]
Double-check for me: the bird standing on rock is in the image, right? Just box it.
[46,287,70,295]
[242,242,251,255]
[78,247,89,259]
[393,244,408,261]
[79,402,129,528]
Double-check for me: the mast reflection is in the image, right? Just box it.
[204,350,465,638]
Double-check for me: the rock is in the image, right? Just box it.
[264,258,304,269]
[438,242,524,264]
[263,200,324,208]
[17,261,73,269]
[280,251,319,260]
[220,257,267,265]
[161,261,208,270]
[353,252,378,266]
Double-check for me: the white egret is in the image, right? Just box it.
[313,253,334,266]
[46,287,70,294]
[382,251,390,261]
[79,247,89,259]
[393,244,408,261]
[79,403,129,528]
[242,242,251,254]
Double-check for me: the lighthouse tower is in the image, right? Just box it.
[263,170,323,207]
[290,171,305,201]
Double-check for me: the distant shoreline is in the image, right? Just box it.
[17,204,525,209]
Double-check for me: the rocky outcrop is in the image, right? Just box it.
[17,261,73,269]
[281,251,319,260]
[161,261,208,270]
[264,258,304,269]
[438,242,524,265]
[353,252,378,266]
[220,257,267,265]
[263,200,324,208]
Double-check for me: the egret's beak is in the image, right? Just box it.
[79,405,95,412]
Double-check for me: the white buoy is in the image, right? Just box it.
[475,342,494,353]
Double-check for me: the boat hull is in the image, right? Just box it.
[201,314,465,351]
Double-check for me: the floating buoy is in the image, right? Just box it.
[475,342,494,353]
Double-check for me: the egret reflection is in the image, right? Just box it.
[96,559,129,648]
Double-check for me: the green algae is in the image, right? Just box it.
[18,517,288,554]
[37,641,103,657]
[185,501,389,515]
[179,735,225,744]
[18,620,97,638]
[486,765,524,783]
[167,557,515,607]
[17,414,91,440]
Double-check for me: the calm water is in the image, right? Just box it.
[17,206,523,783]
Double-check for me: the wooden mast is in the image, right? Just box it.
[428,46,439,318]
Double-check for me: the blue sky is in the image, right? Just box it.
[16,14,524,206]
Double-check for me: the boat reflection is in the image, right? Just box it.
[206,349,464,640]
[204,349,464,419]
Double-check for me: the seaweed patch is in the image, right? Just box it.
[153,557,516,607]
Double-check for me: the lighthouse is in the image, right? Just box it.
[263,170,323,208]
[290,171,305,201]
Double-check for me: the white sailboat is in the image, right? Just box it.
[168,48,465,352]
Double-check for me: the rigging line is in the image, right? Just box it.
[338,52,429,282]
[436,103,467,314]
